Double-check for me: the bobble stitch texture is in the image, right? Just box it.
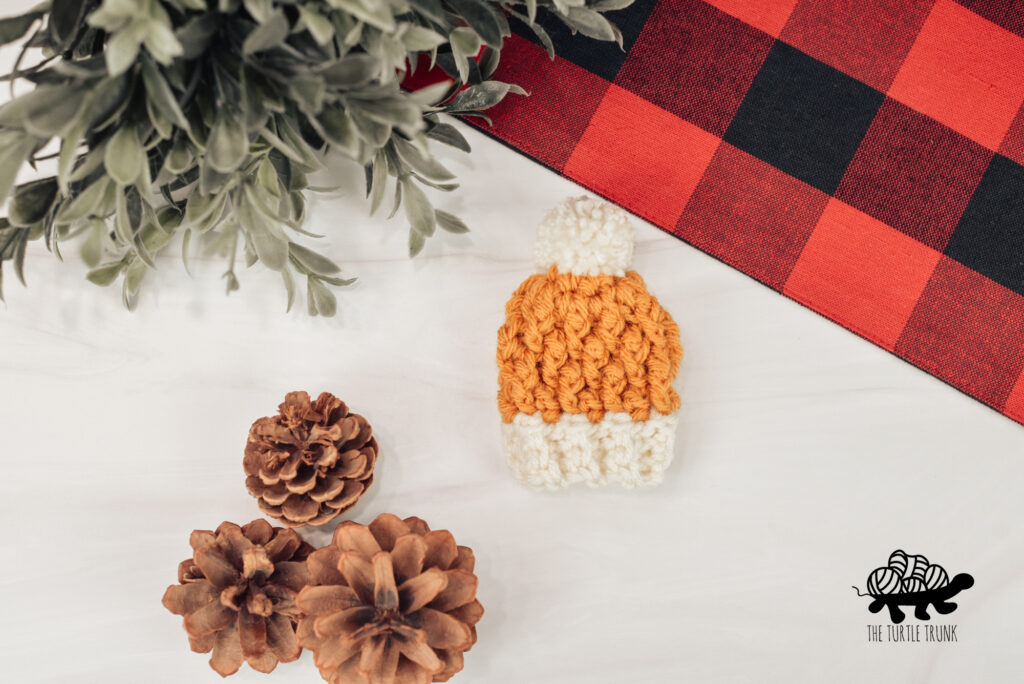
[498,196,684,489]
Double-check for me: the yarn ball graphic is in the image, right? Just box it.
[902,578,926,593]
[925,564,949,590]
[888,549,908,575]
[855,549,973,624]
[867,567,902,594]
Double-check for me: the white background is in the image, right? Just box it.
[2,15,1024,684]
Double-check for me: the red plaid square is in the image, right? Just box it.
[896,257,1024,409]
[564,85,720,227]
[999,103,1024,167]
[703,0,797,37]
[1004,371,1024,424]
[888,0,1024,150]
[615,0,774,137]
[784,199,941,350]
[781,0,934,92]
[955,0,1024,38]
[835,98,992,251]
[675,143,829,290]
[477,34,609,172]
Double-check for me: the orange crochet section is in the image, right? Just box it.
[497,268,683,424]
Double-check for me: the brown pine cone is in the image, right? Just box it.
[244,391,378,527]
[296,514,483,684]
[161,520,313,677]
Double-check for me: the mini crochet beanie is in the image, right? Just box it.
[497,197,684,489]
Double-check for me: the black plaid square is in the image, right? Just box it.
[945,155,1024,296]
[724,41,885,194]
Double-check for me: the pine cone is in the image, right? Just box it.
[244,391,378,527]
[162,520,313,676]
[296,514,483,684]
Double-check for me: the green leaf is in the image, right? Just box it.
[408,0,445,22]
[392,137,455,181]
[240,208,287,270]
[406,80,456,107]
[175,13,220,59]
[348,109,391,147]
[590,0,635,9]
[408,227,425,257]
[368,150,388,215]
[19,85,85,138]
[0,9,44,46]
[164,135,193,174]
[449,27,481,83]
[297,5,334,45]
[316,106,360,157]
[435,209,469,233]
[57,117,86,193]
[290,73,326,114]
[106,21,147,76]
[444,81,527,112]
[242,0,273,23]
[86,261,124,286]
[243,10,289,55]
[320,54,379,88]
[445,0,506,46]
[401,178,435,237]
[403,25,446,51]
[508,7,554,58]
[9,178,58,227]
[142,17,184,63]
[0,135,34,204]
[289,242,340,275]
[307,276,336,316]
[281,266,295,311]
[206,111,248,173]
[325,0,395,32]
[426,123,471,153]
[526,0,537,22]
[563,7,618,42]
[55,177,111,225]
[141,54,190,131]
[79,220,105,268]
[104,125,144,185]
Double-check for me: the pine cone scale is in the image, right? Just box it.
[297,515,482,684]
[195,547,241,587]
[399,568,447,614]
[244,391,378,527]
[419,609,472,650]
[163,582,217,616]
[184,599,235,636]
[266,613,301,661]
[373,552,400,611]
[211,623,244,676]
[308,476,346,503]
[295,584,360,615]
[238,607,268,659]
[163,520,314,676]
[428,570,478,613]
[392,535,427,583]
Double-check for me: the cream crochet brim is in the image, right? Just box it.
[502,411,677,490]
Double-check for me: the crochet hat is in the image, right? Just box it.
[497,197,683,489]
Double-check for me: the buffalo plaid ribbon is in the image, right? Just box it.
[472,0,1024,426]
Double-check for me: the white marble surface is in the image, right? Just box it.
[2,113,1024,683]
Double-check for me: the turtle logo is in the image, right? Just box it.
[853,549,974,624]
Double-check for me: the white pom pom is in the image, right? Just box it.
[535,196,635,276]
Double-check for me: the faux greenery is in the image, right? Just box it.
[0,0,631,314]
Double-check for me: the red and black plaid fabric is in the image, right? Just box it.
[472,0,1024,426]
